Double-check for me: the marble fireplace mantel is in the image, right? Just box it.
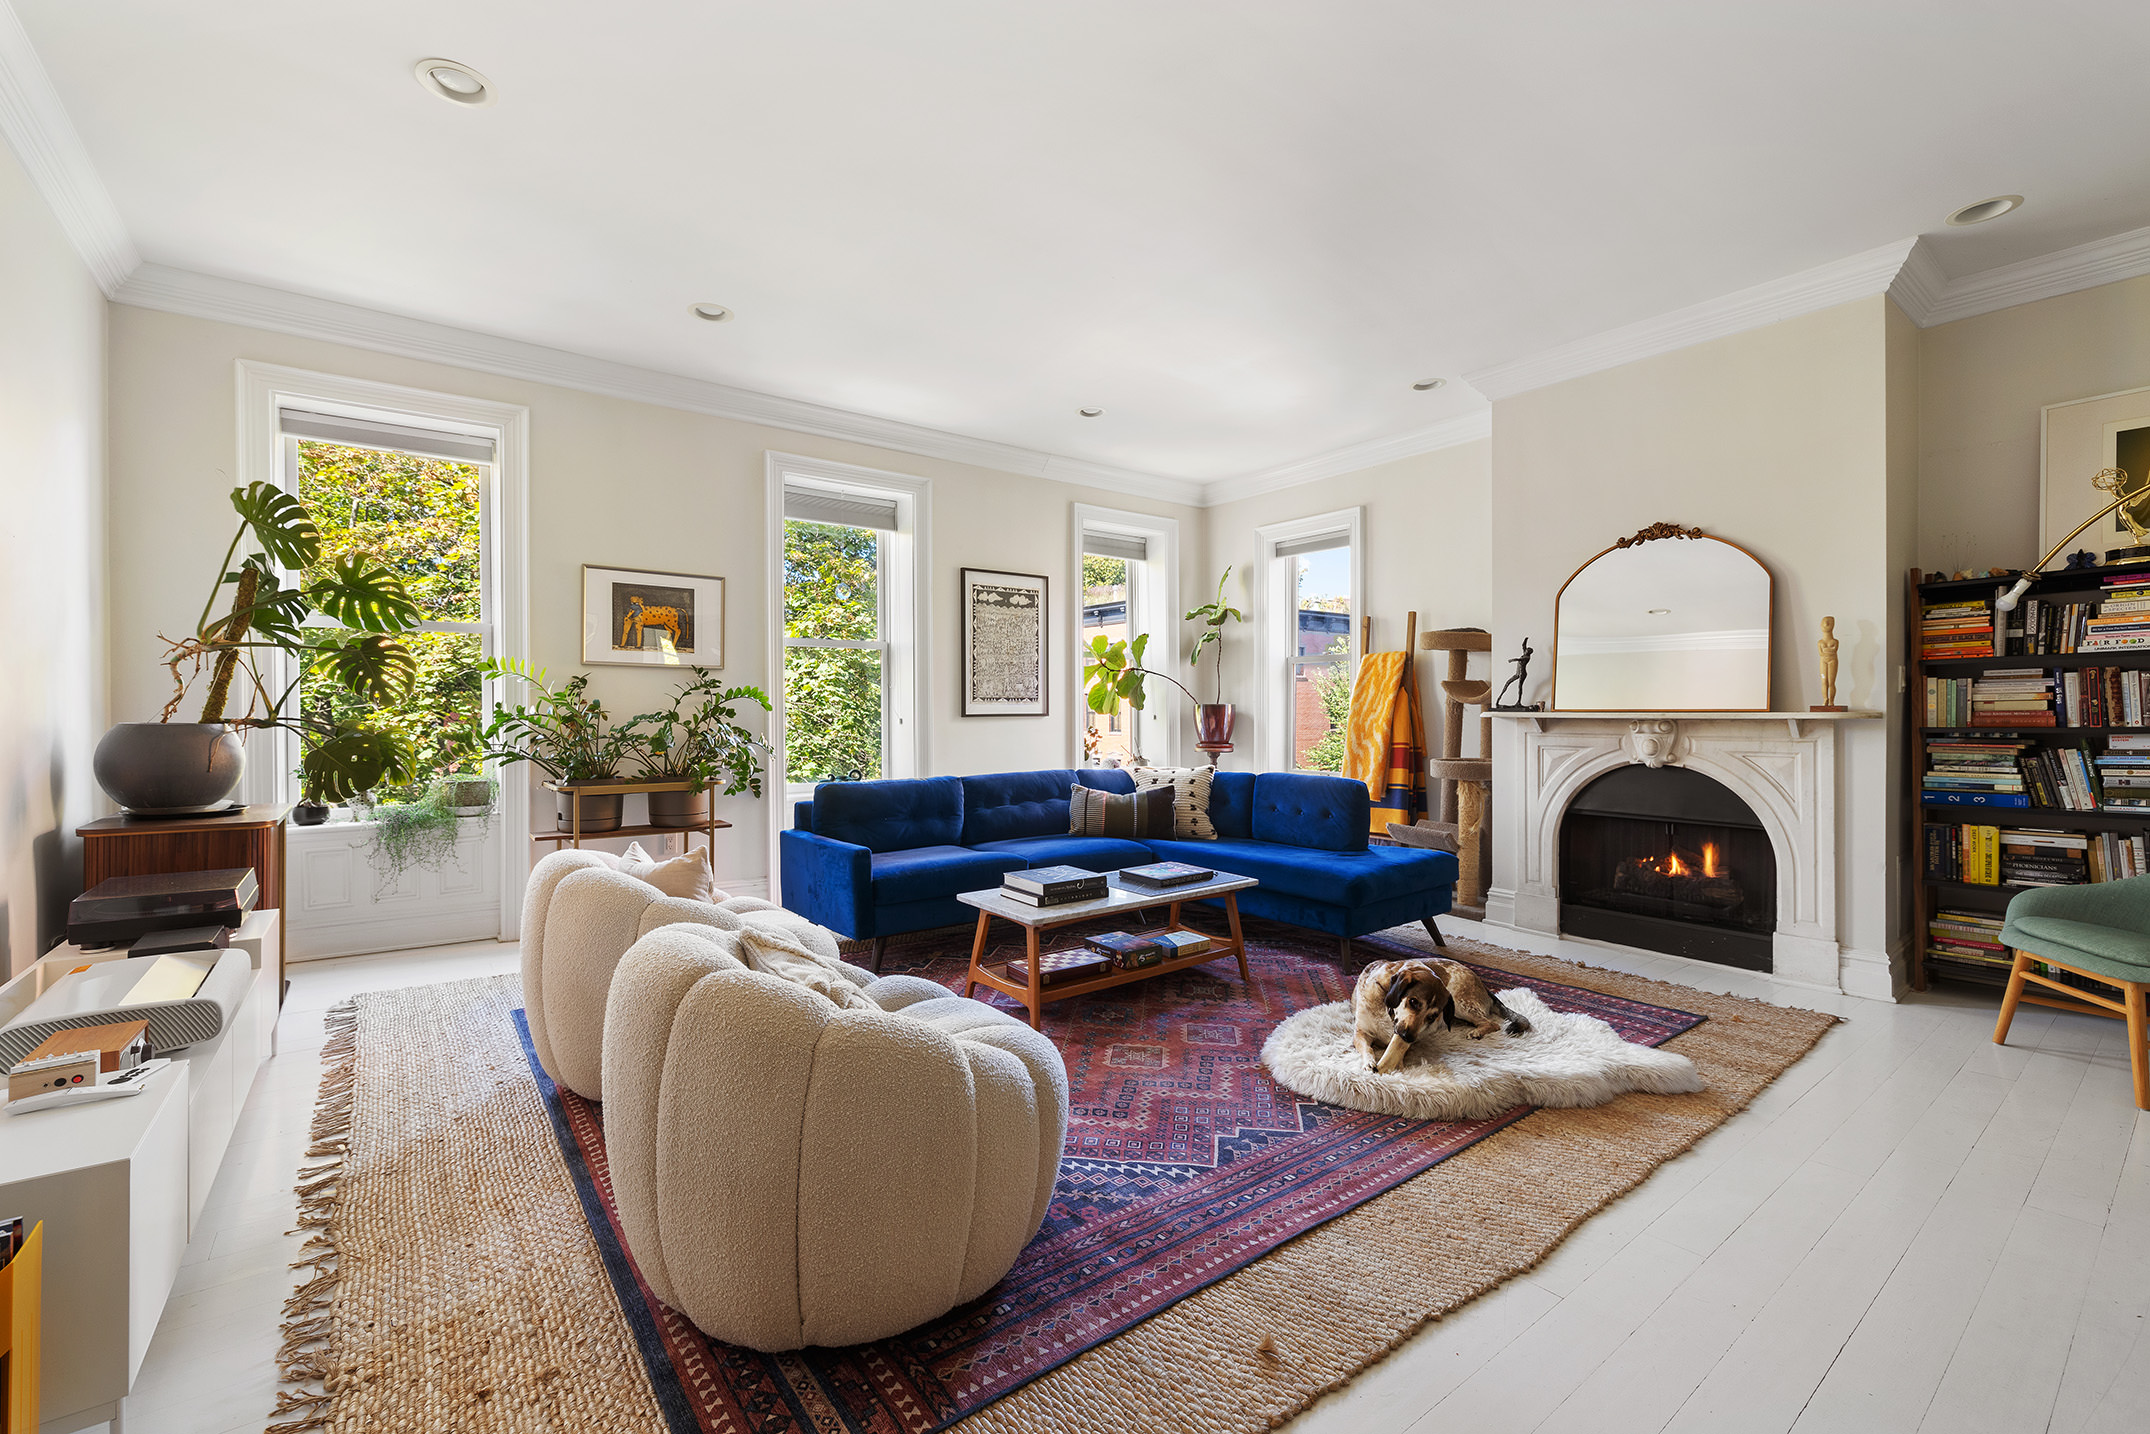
[1483,709,1883,994]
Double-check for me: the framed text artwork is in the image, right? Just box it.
[961,568,1049,716]
[582,565,724,668]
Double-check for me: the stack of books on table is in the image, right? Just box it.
[1969,671,2054,726]
[2095,733,2150,812]
[1999,829,2089,887]
[1922,737,2033,806]
[1000,865,1109,907]
[1921,599,1995,658]
[1082,929,1213,971]
[1927,909,2011,971]
[2082,573,2150,652]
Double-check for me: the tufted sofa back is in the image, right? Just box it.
[958,767,1135,845]
[811,775,965,851]
[1250,771,1370,851]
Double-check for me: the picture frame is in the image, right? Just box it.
[2040,384,2150,557]
[581,565,724,668]
[961,568,1049,716]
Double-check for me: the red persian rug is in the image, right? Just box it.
[519,916,1703,1434]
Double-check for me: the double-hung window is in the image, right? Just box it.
[281,407,495,790]
[1257,508,1363,774]
[1074,506,1180,767]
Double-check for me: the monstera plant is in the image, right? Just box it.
[94,481,426,814]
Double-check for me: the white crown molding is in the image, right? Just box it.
[0,1,139,293]
[1886,239,1950,326]
[112,263,1206,507]
[1463,238,1921,401]
[1198,409,1491,507]
[1918,223,2150,328]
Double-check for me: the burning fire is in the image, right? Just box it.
[1632,842,1722,879]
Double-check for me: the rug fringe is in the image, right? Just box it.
[270,997,357,1433]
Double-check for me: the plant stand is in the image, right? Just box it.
[536,779,730,855]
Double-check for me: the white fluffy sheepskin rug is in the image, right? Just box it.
[1260,988,1706,1120]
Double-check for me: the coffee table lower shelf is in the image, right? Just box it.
[960,888,1255,1029]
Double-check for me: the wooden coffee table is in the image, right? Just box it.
[958,870,1259,1028]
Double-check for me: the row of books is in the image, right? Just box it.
[999,860,1217,907]
[1925,908,2126,998]
[2083,572,2150,652]
[1926,667,2150,729]
[1009,928,1214,986]
[1922,823,2147,885]
[1921,598,1994,659]
[1921,735,2150,812]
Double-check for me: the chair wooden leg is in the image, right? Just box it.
[870,936,888,973]
[1421,917,1447,948]
[2126,980,2149,1112]
[1994,949,2032,1045]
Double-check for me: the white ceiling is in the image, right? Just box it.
[15,1,2150,484]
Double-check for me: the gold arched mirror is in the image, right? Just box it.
[1552,526,1772,711]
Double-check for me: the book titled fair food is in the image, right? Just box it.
[1118,861,1217,888]
[1003,865,1110,898]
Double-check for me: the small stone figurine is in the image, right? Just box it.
[1493,637,1541,711]
[1811,616,1845,712]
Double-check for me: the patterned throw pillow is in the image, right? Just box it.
[1134,766,1218,840]
[1068,783,1176,839]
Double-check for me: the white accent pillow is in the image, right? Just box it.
[1134,766,1218,841]
[619,842,721,902]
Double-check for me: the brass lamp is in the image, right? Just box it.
[1993,467,2150,613]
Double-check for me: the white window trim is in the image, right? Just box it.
[1254,506,1364,774]
[1070,504,1181,768]
[237,360,531,938]
[765,452,931,881]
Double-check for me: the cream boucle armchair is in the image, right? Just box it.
[601,921,1070,1351]
[521,847,854,1100]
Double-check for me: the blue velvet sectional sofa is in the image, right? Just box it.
[779,767,1460,966]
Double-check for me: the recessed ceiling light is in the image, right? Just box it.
[1079,407,1104,418]
[414,58,495,107]
[1412,378,1446,391]
[689,303,734,322]
[1945,194,2023,227]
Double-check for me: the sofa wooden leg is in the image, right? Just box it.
[1338,935,1355,965]
[871,936,888,973]
[1421,917,1447,949]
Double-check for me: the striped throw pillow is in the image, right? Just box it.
[1134,766,1217,840]
[1068,783,1176,839]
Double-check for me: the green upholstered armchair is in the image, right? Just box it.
[1995,877,2150,1110]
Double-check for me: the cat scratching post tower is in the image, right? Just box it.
[1390,627,1493,918]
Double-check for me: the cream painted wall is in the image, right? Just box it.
[1489,296,1907,977]
[1918,271,2150,573]
[0,142,107,976]
[1200,441,1494,775]
[105,305,1202,887]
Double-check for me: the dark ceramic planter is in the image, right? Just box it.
[292,801,331,826]
[1194,704,1236,751]
[648,788,711,828]
[93,721,245,814]
[555,791,624,832]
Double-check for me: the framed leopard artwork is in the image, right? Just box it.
[582,564,724,669]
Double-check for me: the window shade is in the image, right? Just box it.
[279,408,496,465]
[1081,530,1149,563]
[784,485,900,531]
[1274,530,1350,559]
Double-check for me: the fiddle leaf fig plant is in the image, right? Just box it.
[160,480,425,801]
[1184,566,1245,705]
[1083,631,1198,717]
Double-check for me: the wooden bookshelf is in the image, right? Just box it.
[1907,562,2150,992]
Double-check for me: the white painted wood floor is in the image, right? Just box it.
[115,919,2146,1434]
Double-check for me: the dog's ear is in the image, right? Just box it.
[1383,973,1413,1010]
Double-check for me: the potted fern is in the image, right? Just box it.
[626,668,773,826]
[96,481,423,813]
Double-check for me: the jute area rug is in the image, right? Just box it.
[269,926,1834,1434]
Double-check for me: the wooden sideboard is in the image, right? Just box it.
[77,805,290,1003]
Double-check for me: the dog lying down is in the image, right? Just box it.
[1352,958,1532,1073]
